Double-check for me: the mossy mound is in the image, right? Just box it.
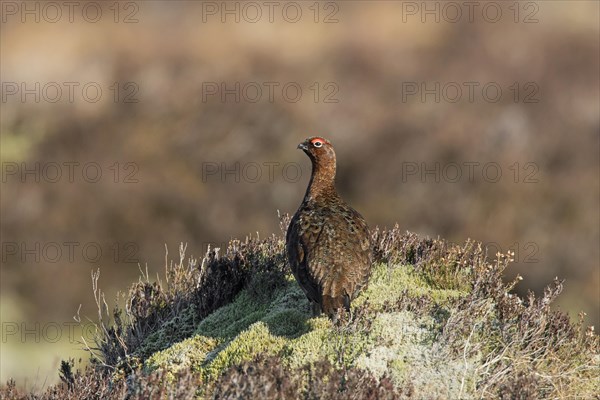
[2,228,598,399]
[144,263,471,396]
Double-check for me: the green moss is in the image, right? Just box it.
[136,304,201,358]
[202,322,286,380]
[281,317,336,368]
[262,309,309,337]
[355,263,466,309]
[261,283,311,337]
[145,335,219,381]
[195,291,268,339]
[142,277,314,384]
[142,263,465,388]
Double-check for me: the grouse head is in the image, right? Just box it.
[298,137,337,199]
[298,137,337,168]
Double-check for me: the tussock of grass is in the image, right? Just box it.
[2,221,598,399]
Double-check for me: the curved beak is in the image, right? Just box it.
[297,142,308,151]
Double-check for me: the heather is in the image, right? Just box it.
[2,219,597,399]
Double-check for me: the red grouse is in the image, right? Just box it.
[286,137,372,319]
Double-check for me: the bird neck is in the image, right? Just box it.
[305,160,337,201]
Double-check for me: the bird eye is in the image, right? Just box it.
[313,141,323,148]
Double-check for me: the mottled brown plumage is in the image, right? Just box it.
[286,137,372,319]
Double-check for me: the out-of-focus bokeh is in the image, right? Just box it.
[1,0,598,389]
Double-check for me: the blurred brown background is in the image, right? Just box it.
[1,0,598,389]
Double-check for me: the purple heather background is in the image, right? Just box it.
[1,0,598,389]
